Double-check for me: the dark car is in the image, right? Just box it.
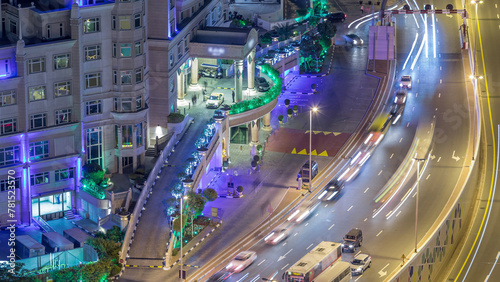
[255,77,271,92]
[327,12,347,23]
[317,180,344,201]
[341,228,363,252]
[207,270,232,282]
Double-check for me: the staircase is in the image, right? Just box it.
[64,210,76,220]
[145,147,156,157]
[32,216,55,233]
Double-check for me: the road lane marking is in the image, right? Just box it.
[364,218,368,221]
[355,275,364,281]
[400,137,403,143]
[440,79,442,83]
[284,249,293,256]
[328,224,335,230]
[416,92,418,97]
[390,153,394,159]
[249,275,260,282]
[281,264,289,270]
[324,204,328,207]
[377,230,383,237]
[426,174,431,180]
[355,251,362,256]
[294,232,299,236]
[364,187,370,193]
[305,223,309,226]
[439,93,441,98]
[497,14,499,18]
[485,251,500,281]
[306,243,314,250]
[407,122,410,127]
[347,206,353,211]
[396,211,402,217]
[258,259,266,266]
[236,273,249,282]
[437,156,442,162]
[440,66,442,70]
[378,170,383,175]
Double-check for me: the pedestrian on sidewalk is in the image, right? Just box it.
[360,5,364,14]
[232,91,235,103]
[192,95,196,105]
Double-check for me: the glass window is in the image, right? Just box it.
[122,125,133,147]
[184,37,189,52]
[121,0,131,2]
[177,43,182,59]
[120,16,131,30]
[112,16,116,30]
[134,14,141,28]
[86,127,103,167]
[10,20,17,34]
[60,23,64,37]
[121,98,132,112]
[0,90,16,107]
[30,113,47,129]
[85,100,102,115]
[113,43,117,57]
[136,96,142,110]
[55,108,72,125]
[30,172,49,186]
[29,86,46,101]
[135,68,143,83]
[54,81,71,97]
[135,41,142,56]
[0,118,17,135]
[0,146,20,166]
[28,57,45,74]
[121,71,132,84]
[113,71,118,85]
[85,73,101,88]
[84,45,101,61]
[0,58,11,77]
[136,122,143,146]
[84,18,100,33]
[114,98,118,111]
[54,54,70,69]
[0,178,20,192]
[120,43,132,57]
[169,51,174,67]
[55,168,74,182]
[29,140,49,161]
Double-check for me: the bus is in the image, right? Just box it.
[300,160,318,188]
[312,261,351,282]
[283,241,342,282]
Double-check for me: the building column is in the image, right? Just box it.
[222,107,231,162]
[176,70,183,99]
[197,148,208,189]
[250,119,259,144]
[132,125,137,171]
[247,49,256,91]
[262,112,272,131]
[191,57,199,85]
[234,60,243,102]
[117,126,123,174]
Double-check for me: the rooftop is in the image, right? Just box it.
[191,27,253,45]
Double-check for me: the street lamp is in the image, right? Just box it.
[309,107,318,192]
[179,195,188,281]
[413,157,425,253]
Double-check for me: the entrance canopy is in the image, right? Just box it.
[189,27,258,60]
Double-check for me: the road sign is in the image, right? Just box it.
[211,207,218,218]
[228,182,234,188]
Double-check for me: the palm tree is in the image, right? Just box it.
[275,23,294,41]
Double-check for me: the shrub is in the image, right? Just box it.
[293,105,299,111]
[237,186,244,193]
[278,115,284,121]
[203,188,218,202]
[287,108,293,115]
[284,99,290,106]
[167,113,185,123]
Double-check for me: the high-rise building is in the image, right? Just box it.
[0,0,226,226]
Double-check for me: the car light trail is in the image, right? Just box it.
[346,168,360,182]
[264,232,275,241]
[273,233,285,243]
[411,0,425,23]
[374,134,385,146]
[296,211,309,222]
[351,152,362,165]
[364,133,374,144]
[404,0,420,28]
[392,114,402,124]
[327,191,338,200]
[411,34,426,70]
[359,153,371,166]
[403,33,419,70]
[432,5,436,58]
[349,5,399,29]
[318,190,328,200]
[287,210,300,221]
[338,168,350,181]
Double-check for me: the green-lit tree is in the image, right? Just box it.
[187,190,207,215]
[317,21,337,38]
[300,35,322,73]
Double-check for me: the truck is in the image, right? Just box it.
[283,241,342,282]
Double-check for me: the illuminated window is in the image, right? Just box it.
[30,172,49,186]
[54,54,70,69]
[55,168,74,182]
[120,16,131,30]
[29,86,46,101]
[84,45,101,61]
[28,57,45,74]
[0,146,20,166]
[0,118,16,135]
[54,81,71,97]
[55,108,72,125]
[29,141,49,160]
[85,100,102,115]
[86,127,103,166]
[122,125,133,147]
[85,72,101,88]
[83,18,100,33]
[0,90,16,107]
[30,113,47,129]
[121,70,132,84]
[0,58,11,77]
[120,43,132,57]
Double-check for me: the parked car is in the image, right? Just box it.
[341,228,363,252]
[351,254,372,275]
[206,93,224,108]
[226,251,257,273]
[264,222,294,245]
[255,77,271,92]
[317,180,344,201]
[400,75,412,89]
[343,34,364,45]
[327,12,347,23]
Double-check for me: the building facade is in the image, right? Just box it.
[0,0,226,227]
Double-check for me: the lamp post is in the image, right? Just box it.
[179,195,188,281]
[471,0,483,79]
[309,107,318,192]
[414,157,425,253]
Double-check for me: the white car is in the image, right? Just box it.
[350,254,371,275]
[400,75,412,89]
[287,201,320,223]
[264,222,294,245]
[226,251,257,273]
[206,93,224,108]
